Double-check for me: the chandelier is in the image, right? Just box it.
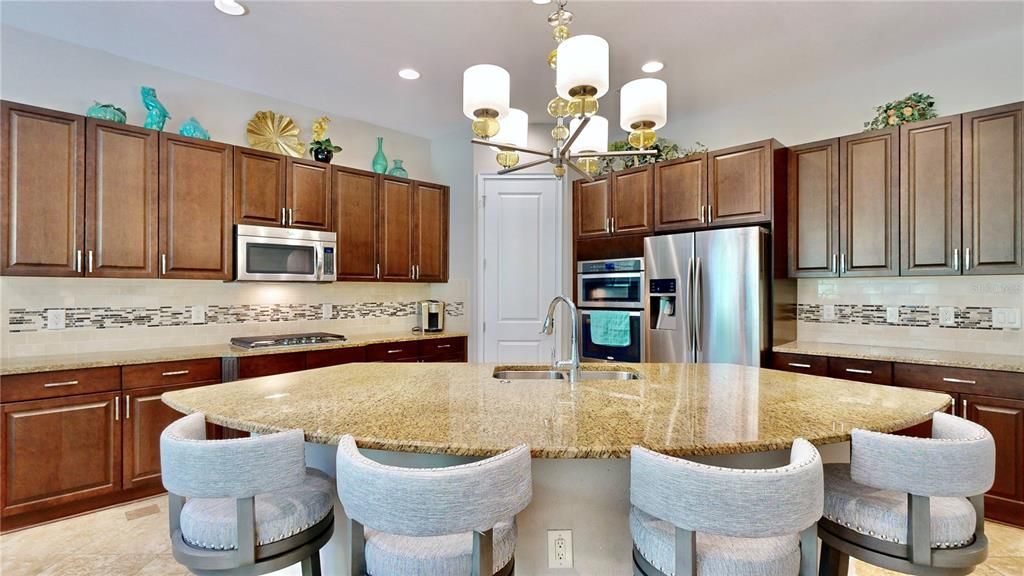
[463,0,667,180]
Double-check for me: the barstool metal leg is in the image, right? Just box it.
[800,523,818,576]
[301,552,321,576]
[819,541,849,576]
[472,529,494,576]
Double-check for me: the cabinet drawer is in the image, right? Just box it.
[122,358,221,390]
[771,352,828,376]
[238,352,307,379]
[366,341,420,362]
[827,357,893,385]
[423,352,467,363]
[894,363,1024,400]
[420,337,466,359]
[1,366,121,403]
[306,346,367,369]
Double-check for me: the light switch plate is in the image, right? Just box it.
[47,309,65,330]
[886,307,899,324]
[822,304,836,322]
[321,303,332,320]
[993,308,1021,329]
[939,307,956,326]
[191,305,206,324]
[547,529,573,569]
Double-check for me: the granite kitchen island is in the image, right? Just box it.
[163,362,951,575]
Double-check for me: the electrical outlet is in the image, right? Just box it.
[321,303,332,320]
[191,305,206,324]
[547,529,573,569]
[993,307,1021,329]
[886,306,899,324]
[939,307,956,326]
[822,304,836,322]
[47,309,65,330]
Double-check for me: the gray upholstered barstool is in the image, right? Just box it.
[336,435,532,576]
[818,412,995,576]
[160,412,335,576]
[630,438,824,576]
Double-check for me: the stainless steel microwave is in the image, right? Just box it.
[235,225,336,282]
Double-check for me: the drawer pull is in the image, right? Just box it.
[788,363,812,369]
[942,377,976,385]
[387,349,403,354]
[436,344,452,349]
[162,370,190,377]
[845,368,873,375]
[43,380,79,388]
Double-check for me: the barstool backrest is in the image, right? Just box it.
[850,412,995,498]
[336,436,531,537]
[161,412,306,498]
[631,438,824,539]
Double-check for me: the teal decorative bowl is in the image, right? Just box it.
[86,102,127,124]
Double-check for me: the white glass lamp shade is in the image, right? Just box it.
[568,115,608,154]
[620,78,667,131]
[463,64,511,119]
[490,108,529,151]
[556,35,609,100]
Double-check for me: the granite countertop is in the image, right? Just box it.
[162,362,950,459]
[0,331,468,376]
[773,341,1024,374]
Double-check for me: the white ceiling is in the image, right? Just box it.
[2,1,1020,139]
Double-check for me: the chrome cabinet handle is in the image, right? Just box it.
[43,380,79,388]
[962,398,968,416]
[162,370,190,377]
[707,204,713,224]
[288,208,294,226]
[965,248,972,271]
[437,344,451,349]
[410,266,414,279]
[942,377,976,385]
[845,368,873,375]
[698,205,705,223]
[281,207,287,226]
[161,254,167,275]
[76,249,83,273]
[788,363,812,369]
[605,218,611,234]
[832,253,838,274]
[387,349,403,354]
[87,250,94,273]
[114,396,119,421]
[610,217,615,233]
[376,263,381,279]
[125,395,131,420]
[840,253,847,274]
[953,248,960,271]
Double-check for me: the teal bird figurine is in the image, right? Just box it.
[140,86,170,131]
[179,117,210,140]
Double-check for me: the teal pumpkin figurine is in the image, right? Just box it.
[86,102,127,124]
[140,86,170,131]
[179,117,210,140]
[372,136,388,174]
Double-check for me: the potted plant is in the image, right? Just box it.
[308,116,341,163]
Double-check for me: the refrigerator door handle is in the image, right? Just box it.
[694,256,703,354]
[686,256,696,358]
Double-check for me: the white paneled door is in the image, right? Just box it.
[478,174,562,362]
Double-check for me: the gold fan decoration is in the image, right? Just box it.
[246,111,304,157]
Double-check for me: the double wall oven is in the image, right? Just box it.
[577,258,645,363]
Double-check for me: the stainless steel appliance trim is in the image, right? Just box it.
[43,380,78,388]
[578,308,645,363]
[576,271,646,309]
[236,224,336,243]
[576,257,645,273]
[942,377,977,385]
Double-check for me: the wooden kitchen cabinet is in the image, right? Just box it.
[655,153,707,232]
[707,139,778,226]
[962,394,1024,526]
[838,128,900,277]
[159,134,233,280]
[122,383,194,490]
[86,119,159,278]
[901,115,962,276]
[787,139,840,277]
[827,357,893,385]
[238,352,307,379]
[962,102,1024,275]
[1,391,121,518]
[334,167,379,280]
[413,182,449,282]
[234,147,286,227]
[574,177,611,239]
[1,101,85,277]
[379,177,415,281]
[610,165,654,235]
[286,157,332,231]
[770,351,828,376]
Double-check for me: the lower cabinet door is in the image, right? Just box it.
[1,392,121,517]
[962,394,1024,527]
[122,384,194,490]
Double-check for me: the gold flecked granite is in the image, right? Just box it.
[0,331,467,376]
[774,341,1024,374]
[162,362,951,459]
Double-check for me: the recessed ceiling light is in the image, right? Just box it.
[398,68,421,80]
[641,61,664,73]
[214,0,246,16]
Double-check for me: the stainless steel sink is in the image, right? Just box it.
[492,368,640,381]
[577,371,640,381]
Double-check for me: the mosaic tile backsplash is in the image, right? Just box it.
[797,304,999,330]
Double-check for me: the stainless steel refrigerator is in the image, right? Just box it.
[644,226,769,366]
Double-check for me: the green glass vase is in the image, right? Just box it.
[372,137,388,174]
[387,159,408,178]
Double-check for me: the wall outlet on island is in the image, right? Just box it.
[547,529,573,569]
[46,309,65,330]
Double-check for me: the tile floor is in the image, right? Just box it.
[1,495,1022,575]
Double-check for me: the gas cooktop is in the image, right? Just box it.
[230,332,346,349]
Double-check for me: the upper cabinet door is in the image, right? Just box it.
[334,167,379,281]
[655,154,707,232]
[233,147,286,227]
[963,102,1024,275]
[159,134,233,280]
[900,115,963,276]
[839,128,899,277]
[85,120,158,278]
[286,158,332,231]
[379,177,414,281]
[1,101,85,276]
[788,139,840,278]
[574,177,610,239]
[707,140,774,225]
[414,182,449,283]
[610,165,654,235]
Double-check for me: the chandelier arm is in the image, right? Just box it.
[471,139,551,157]
[565,160,595,182]
[497,156,554,175]
[559,115,591,157]
[572,150,659,158]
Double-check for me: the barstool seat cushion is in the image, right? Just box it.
[364,518,516,576]
[180,468,334,550]
[823,463,976,548]
[629,506,800,576]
